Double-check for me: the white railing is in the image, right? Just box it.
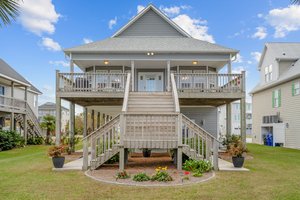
[170,74,180,113]
[122,73,131,112]
[26,102,42,136]
[57,72,127,93]
[174,73,244,93]
[0,96,26,113]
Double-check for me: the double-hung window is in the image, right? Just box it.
[265,65,273,82]
[292,82,300,96]
[0,85,5,96]
[272,89,281,108]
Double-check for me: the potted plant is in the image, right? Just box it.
[48,145,65,168]
[142,148,151,157]
[228,139,247,168]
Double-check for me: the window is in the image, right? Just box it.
[265,65,273,82]
[0,85,5,96]
[33,95,37,107]
[272,89,281,108]
[292,82,300,96]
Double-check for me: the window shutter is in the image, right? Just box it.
[292,83,295,96]
[272,91,275,108]
[278,89,281,107]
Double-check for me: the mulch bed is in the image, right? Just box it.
[86,153,214,186]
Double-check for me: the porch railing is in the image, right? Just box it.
[173,73,244,93]
[0,96,26,113]
[57,72,128,93]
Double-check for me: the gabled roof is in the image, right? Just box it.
[0,59,42,94]
[250,58,300,94]
[39,102,68,111]
[112,4,191,38]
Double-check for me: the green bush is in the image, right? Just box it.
[133,172,150,182]
[0,130,24,151]
[27,136,44,145]
[105,154,119,164]
[151,169,173,182]
[183,159,212,174]
[222,135,241,150]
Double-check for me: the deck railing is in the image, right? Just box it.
[57,72,128,93]
[0,96,26,113]
[173,73,244,93]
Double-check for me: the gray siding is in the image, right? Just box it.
[181,106,218,137]
[117,9,184,37]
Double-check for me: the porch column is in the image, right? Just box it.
[240,98,246,144]
[10,82,15,131]
[119,114,125,171]
[24,86,28,144]
[97,112,100,128]
[131,60,135,91]
[82,107,89,171]
[226,103,232,137]
[69,102,75,152]
[167,60,171,91]
[228,54,232,73]
[91,109,95,131]
[55,97,62,145]
[177,114,183,170]
[102,113,105,125]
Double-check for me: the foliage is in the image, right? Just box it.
[228,139,248,157]
[151,166,173,182]
[66,114,84,135]
[0,0,20,27]
[291,0,300,4]
[222,134,241,150]
[40,115,55,145]
[133,172,150,182]
[27,136,44,145]
[193,171,203,177]
[115,170,130,180]
[61,135,80,154]
[0,130,24,151]
[48,145,65,158]
[105,154,119,164]
[183,159,212,175]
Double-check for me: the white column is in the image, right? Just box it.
[55,97,62,145]
[240,98,246,144]
[69,102,75,152]
[226,103,232,137]
[82,107,89,171]
[10,82,15,131]
[131,61,135,91]
[167,60,171,91]
[24,86,28,144]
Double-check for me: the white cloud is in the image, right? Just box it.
[233,54,243,63]
[232,66,247,74]
[266,5,300,38]
[83,38,93,44]
[41,37,61,51]
[160,6,181,15]
[49,60,69,67]
[257,13,264,18]
[172,14,214,43]
[19,0,60,35]
[252,26,267,39]
[251,52,262,62]
[108,17,117,29]
[137,5,145,13]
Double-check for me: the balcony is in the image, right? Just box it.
[0,96,26,114]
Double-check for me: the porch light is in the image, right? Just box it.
[146,52,155,56]
[192,61,198,65]
[104,60,109,65]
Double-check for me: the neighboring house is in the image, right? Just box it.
[55,4,246,170]
[38,102,69,134]
[250,43,300,149]
[219,101,252,138]
[0,59,42,142]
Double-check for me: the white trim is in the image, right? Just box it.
[0,73,31,87]
[111,4,191,38]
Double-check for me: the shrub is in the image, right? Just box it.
[105,154,119,164]
[27,136,44,145]
[222,135,241,150]
[116,170,130,180]
[151,166,173,182]
[183,159,212,174]
[48,145,65,157]
[133,172,150,182]
[0,130,24,151]
[228,139,248,157]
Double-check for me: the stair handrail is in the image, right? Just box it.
[122,73,131,112]
[170,73,180,113]
[25,102,42,136]
[82,114,120,141]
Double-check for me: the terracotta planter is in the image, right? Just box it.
[52,157,65,168]
[232,156,244,168]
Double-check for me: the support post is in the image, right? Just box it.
[240,98,246,144]
[213,139,219,170]
[69,102,75,152]
[131,60,135,91]
[10,82,15,132]
[55,97,61,145]
[82,107,89,171]
[226,103,232,137]
[119,148,125,171]
[177,114,182,170]
[167,60,171,91]
[23,86,28,144]
[228,54,232,74]
[119,114,125,171]
[91,109,95,131]
[97,112,100,128]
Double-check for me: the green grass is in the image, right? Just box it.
[0,144,300,200]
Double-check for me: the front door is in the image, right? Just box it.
[138,72,163,92]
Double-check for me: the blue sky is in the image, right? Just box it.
[1,0,300,105]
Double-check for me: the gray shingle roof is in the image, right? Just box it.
[0,59,42,94]
[39,102,69,111]
[64,37,238,54]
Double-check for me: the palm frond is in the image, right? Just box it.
[291,0,300,4]
[0,0,20,27]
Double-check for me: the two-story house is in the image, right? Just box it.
[55,4,246,171]
[0,59,42,143]
[251,43,300,149]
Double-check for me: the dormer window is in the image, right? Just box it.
[265,64,272,82]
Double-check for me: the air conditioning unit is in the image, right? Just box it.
[262,115,279,123]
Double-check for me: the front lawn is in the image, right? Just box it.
[0,144,300,200]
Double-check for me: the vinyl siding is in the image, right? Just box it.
[181,106,218,138]
[252,78,300,149]
[117,9,184,37]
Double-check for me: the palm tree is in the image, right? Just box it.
[40,115,56,145]
[0,0,20,27]
[292,0,300,4]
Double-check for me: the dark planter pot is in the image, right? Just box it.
[142,149,151,157]
[232,156,245,168]
[52,157,65,168]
